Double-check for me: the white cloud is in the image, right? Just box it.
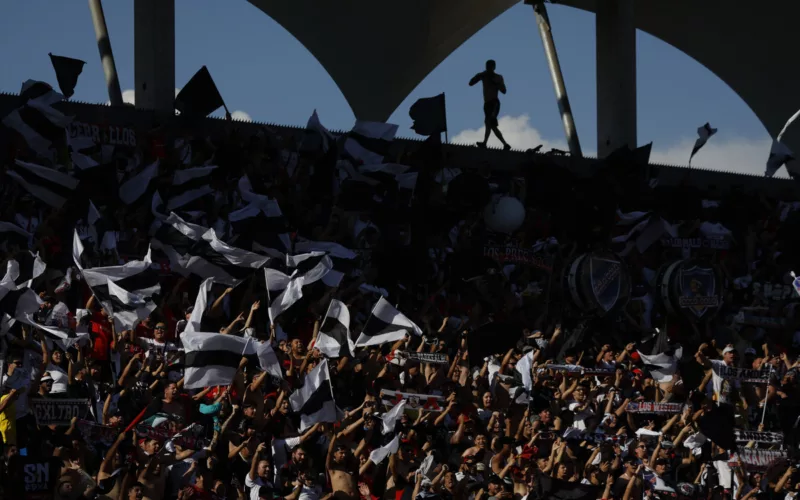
[452,114,781,177]
[648,136,780,177]
[230,110,252,122]
[452,114,568,153]
[121,89,135,105]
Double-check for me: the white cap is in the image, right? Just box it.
[722,346,736,354]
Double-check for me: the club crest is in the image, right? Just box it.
[590,257,622,312]
[678,265,719,318]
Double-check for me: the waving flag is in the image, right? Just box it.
[689,123,717,165]
[289,360,337,430]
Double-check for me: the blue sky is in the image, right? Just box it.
[0,1,775,175]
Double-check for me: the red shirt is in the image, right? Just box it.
[90,311,113,361]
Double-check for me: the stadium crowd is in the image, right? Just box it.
[1,80,800,500]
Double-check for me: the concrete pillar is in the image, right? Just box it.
[134,0,175,112]
[596,0,636,157]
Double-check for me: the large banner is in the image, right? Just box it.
[380,390,446,412]
[661,236,730,251]
[718,365,771,384]
[69,121,137,147]
[483,245,554,272]
[734,429,783,444]
[134,412,208,449]
[30,398,91,426]
[395,351,449,365]
[728,449,787,470]
[544,364,614,377]
[625,402,684,414]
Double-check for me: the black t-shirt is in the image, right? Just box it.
[7,455,64,500]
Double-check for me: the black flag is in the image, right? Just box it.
[175,66,225,117]
[409,93,447,136]
[49,53,86,98]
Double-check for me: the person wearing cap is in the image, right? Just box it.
[125,321,182,364]
[696,343,740,404]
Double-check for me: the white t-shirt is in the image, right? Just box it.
[47,364,69,394]
[568,400,594,430]
[136,337,182,360]
[246,473,273,500]
[709,359,740,404]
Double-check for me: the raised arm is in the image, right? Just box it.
[469,72,483,86]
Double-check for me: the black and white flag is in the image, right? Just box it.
[6,160,79,209]
[73,232,160,331]
[293,239,357,287]
[355,297,422,347]
[344,120,398,166]
[166,166,217,211]
[689,123,717,165]
[611,214,676,256]
[264,252,333,323]
[2,80,70,161]
[765,109,800,178]
[185,277,213,334]
[637,346,683,383]
[229,202,291,256]
[119,159,159,205]
[289,360,337,431]
[1,253,47,290]
[0,265,41,319]
[153,212,270,285]
[181,331,251,389]
[765,140,795,179]
[315,299,354,358]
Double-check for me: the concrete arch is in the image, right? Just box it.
[247,0,518,122]
[249,0,800,153]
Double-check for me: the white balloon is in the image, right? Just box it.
[484,196,526,234]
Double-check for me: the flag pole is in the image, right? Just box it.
[264,270,273,327]
[760,363,772,426]
[88,0,123,106]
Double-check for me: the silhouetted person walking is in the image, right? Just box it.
[469,60,511,150]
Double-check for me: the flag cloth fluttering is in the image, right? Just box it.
[689,122,717,165]
[765,108,800,178]
[289,360,338,430]
[315,299,354,358]
[409,93,447,136]
[1,80,70,161]
[174,66,225,117]
[49,53,86,98]
[355,297,423,347]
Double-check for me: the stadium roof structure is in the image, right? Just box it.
[247,0,800,156]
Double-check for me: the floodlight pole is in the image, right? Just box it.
[88,0,123,106]
[525,0,582,158]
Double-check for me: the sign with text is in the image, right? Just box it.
[661,236,730,251]
[625,402,684,414]
[380,389,445,412]
[30,398,91,426]
[69,121,137,147]
[483,246,553,272]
